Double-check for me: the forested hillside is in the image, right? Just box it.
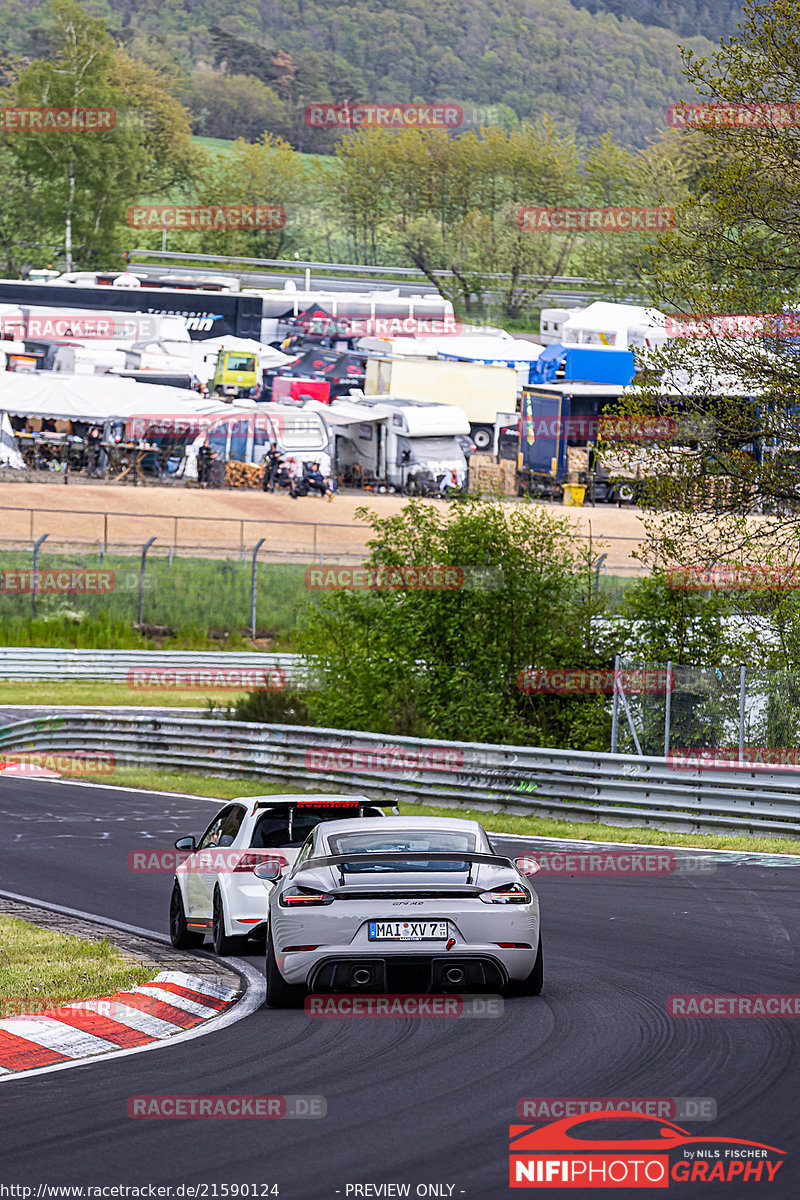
[573,0,743,42]
[0,0,724,149]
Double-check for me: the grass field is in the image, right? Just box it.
[0,915,154,1009]
[0,554,318,648]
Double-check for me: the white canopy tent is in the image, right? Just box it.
[0,373,257,424]
[561,302,667,349]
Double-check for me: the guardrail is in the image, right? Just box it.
[2,712,798,837]
[131,249,621,289]
[0,648,304,683]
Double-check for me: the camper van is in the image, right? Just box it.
[130,403,333,481]
[315,394,470,491]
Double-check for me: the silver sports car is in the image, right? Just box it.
[257,815,542,1007]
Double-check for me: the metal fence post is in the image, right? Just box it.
[664,659,672,759]
[739,664,746,764]
[611,652,621,753]
[594,553,607,598]
[251,538,265,638]
[138,537,156,626]
[31,533,48,618]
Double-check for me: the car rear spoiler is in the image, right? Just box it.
[296,850,516,874]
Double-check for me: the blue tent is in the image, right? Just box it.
[529,344,635,386]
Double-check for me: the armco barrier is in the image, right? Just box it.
[0,648,304,683]
[2,713,799,837]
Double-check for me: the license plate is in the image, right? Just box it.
[368,920,448,941]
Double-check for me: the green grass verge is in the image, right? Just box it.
[0,915,155,1009]
[60,764,800,854]
[0,681,247,708]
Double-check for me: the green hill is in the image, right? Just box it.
[6,0,724,149]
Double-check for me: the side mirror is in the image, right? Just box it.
[515,855,541,877]
[174,836,196,851]
[253,858,285,881]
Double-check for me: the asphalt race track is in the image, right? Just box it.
[0,777,798,1198]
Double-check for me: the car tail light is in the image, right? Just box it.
[232,853,287,874]
[479,884,530,904]
[283,945,319,952]
[279,886,334,906]
[496,942,532,948]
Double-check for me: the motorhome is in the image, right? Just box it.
[312,394,470,491]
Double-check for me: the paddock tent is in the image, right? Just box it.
[0,372,256,423]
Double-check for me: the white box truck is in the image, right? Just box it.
[364,356,518,451]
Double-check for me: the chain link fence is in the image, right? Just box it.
[0,542,322,640]
[613,657,800,758]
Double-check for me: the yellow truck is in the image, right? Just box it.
[211,348,258,398]
[364,356,519,450]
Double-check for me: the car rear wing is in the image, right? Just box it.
[296,850,516,874]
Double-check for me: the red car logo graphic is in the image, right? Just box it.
[509,1112,785,1188]
[510,1111,784,1154]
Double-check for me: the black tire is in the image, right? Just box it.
[507,932,543,997]
[169,882,205,950]
[212,888,248,957]
[472,426,493,451]
[265,927,306,1009]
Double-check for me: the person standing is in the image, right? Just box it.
[197,438,213,488]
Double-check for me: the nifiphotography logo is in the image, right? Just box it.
[508,1112,785,1187]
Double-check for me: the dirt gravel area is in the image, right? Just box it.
[0,481,651,574]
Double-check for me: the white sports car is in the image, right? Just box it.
[169,794,387,955]
[258,815,542,1007]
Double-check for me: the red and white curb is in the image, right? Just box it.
[0,972,239,1074]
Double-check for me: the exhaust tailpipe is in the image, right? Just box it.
[352,968,372,986]
[445,966,465,985]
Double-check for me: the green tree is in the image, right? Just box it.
[295,499,613,748]
[8,0,198,269]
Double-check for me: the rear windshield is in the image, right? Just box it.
[326,829,476,873]
[250,805,384,849]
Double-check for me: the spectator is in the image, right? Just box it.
[86,425,102,478]
[262,442,282,492]
[306,461,335,501]
[197,438,213,488]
